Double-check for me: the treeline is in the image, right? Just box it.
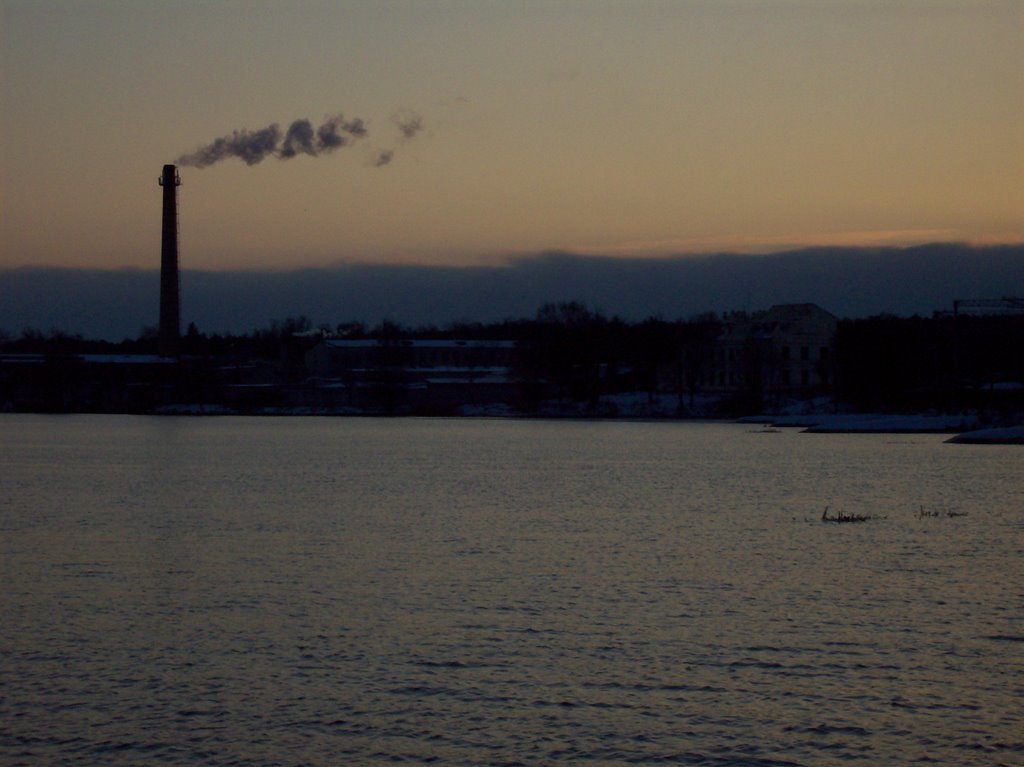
[3,303,1023,413]
[0,302,719,400]
[835,313,1024,411]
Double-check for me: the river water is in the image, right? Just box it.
[1,415,1021,765]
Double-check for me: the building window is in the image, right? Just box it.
[801,370,809,386]
[781,346,790,360]
[800,346,809,361]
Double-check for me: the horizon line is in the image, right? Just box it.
[5,239,1024,274]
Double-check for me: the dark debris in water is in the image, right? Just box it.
[808,504,971,524]
[915,505,969,519]
[820,506,880,523]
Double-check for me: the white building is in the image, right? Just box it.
[707,303,837,398]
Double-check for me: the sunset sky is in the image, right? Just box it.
[2,0,1021,272]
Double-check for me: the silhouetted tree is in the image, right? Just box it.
[678,315,720,412]
[528,301,612,403]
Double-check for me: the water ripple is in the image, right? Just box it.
[1,418,1019,765]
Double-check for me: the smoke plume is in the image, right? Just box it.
[178,114,369,168]
[365,110,423,168]
[392,110,423,140]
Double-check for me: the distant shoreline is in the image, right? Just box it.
[3,408,1021,443]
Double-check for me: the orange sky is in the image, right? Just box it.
[2,0,1021,270]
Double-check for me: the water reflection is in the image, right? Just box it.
[0,415,1020,765]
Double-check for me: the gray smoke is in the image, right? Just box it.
[177,124,283,168]
[309,115,367,153]
[393,110,423,140]
[178,114,369,168]
[366,111,423,168]
[280,120,316,159]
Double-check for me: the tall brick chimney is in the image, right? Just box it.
[158,164,181,357]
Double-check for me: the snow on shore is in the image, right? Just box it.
[803,413,980,433]
[740,413,979,433]
[946,426,1024,444]
[742,411,1024,441]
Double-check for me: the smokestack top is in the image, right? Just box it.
[159,164,180,187]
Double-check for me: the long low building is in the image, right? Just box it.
[0,352,178,412]
[306,338,519,377]
[303,338,526,413]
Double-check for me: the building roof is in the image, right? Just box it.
[320,339,518,349]
[760,303,838,323]
[0,353,174,365]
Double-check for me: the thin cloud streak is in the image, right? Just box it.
[571,229,993,257]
